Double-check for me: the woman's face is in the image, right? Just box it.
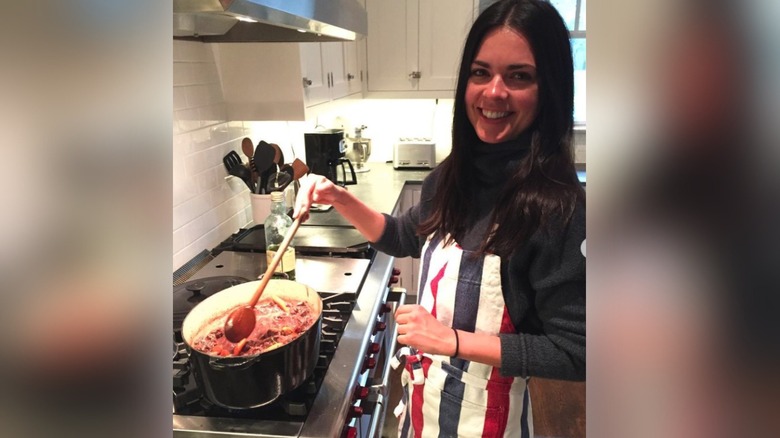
[465,27,539,144]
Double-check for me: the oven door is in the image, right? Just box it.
[358,286,406,438]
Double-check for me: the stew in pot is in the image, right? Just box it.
[191,297,316,357]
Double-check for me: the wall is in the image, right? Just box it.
[173,40,252,270]
[244,98,456,166]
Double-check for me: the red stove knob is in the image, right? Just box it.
[373,321,387,334]
[348,405,364,418]
[354,385,369,400]
[362,357,377,373]
[389,267,401,286]
[342,426,358,438]
[369,342,380,354]
[379,303,392,315]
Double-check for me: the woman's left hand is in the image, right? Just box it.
[395,304,456,356]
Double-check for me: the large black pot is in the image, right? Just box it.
[181,279,322,409]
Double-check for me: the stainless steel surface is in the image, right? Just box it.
[366,393,385,438]
[367,287,405,438]
[393,140,437,169]
[174,0,367,42]
[190,251,371,295]
[173,416,302,437]
[299,251,394,438]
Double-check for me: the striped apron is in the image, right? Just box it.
[393,233,532,438]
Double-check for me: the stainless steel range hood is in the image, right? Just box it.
[174,0,367,42]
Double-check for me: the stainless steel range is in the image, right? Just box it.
[173,224,404,438]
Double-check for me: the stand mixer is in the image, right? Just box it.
[345,125,371,173]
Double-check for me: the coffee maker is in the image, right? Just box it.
[304,129,357,186]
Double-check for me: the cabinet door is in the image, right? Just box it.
[300,42,330,107]
[418,0,474,90]
[344,40,362,95]
[366,0,419,91]
[322,42,349,100]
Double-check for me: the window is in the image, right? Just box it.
[549,0,587,124]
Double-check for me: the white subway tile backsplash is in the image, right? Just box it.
[173,86,187,111]
[174,40,252,271]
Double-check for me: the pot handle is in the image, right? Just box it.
[208,355,261,371]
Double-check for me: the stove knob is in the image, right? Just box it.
[348,405,364,418]
[185,281,205,296]
[368,342,380,355]
[373,321,387,334]
[342,426,358,438]
[362,357,377,373]
[378,303,392,315]
[354,385,369,400]
[389,267,401,286]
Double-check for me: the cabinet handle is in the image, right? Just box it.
[409,71,421,79]
[328,72,332,88]
[347,73,355,81]
[302,77,313,87]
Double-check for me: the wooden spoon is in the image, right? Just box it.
[290,158,310,180]
[223,216,301,343]
[241,137,258,186]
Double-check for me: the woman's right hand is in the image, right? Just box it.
[293,174,342,222]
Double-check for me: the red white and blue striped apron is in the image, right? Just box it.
[393,233,532,438]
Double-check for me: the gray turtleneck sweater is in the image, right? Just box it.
[372,139,586,381]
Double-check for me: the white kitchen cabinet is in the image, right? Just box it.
[345,0,367,95]
[299,42,330,107]
[300,42,349,107]
[300,40,365,107]
[366,0,474,92]
[344,39,364,95]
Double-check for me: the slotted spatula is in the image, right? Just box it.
[223,150,253,190]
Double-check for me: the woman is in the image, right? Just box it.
[295,0,585,436]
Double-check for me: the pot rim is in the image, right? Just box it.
[181,279,322,358]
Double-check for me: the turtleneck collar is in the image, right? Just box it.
[471,130,532,186]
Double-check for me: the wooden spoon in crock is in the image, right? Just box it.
[241,137,258,186]
[223,216,301,343]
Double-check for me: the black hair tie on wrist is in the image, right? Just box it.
[452,328,459,357]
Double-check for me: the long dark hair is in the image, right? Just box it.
[418,0,584,257]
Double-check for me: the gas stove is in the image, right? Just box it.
[173,234,403,438]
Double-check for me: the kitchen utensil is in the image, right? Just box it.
[241,137,258,187]
[279,164,295,182]
[223,151,253,190]
[270,143,285,165]
[290,158,309,180]
[254,141,276,173]
[266,171,293,193]
[259,166,276,195]
[254,141,277,193]
[224,216,302,342]
[181,278,322,409]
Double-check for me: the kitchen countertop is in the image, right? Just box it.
[301,162,432,227]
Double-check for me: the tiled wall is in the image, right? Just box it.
[173,40,252,270]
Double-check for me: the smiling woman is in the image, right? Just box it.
[294,1,584,437]
[465,27,540,144]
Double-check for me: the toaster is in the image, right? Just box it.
[393,138,436,169]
